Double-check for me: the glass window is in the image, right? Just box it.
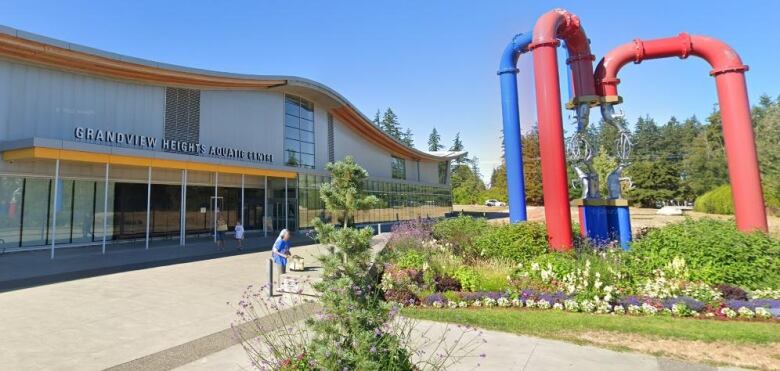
[284,94,315,169]
[285,114,299,129]
[0,176,23,247]
[391,156,406,180]
[438,161,449,184]
[300,142,315,155]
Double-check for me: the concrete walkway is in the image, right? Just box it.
[175,319,743,371]
[0,233,742,371]
[0,239,331,370]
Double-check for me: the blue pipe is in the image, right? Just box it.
[498,33,532,223]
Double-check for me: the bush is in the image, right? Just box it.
[716,283,749,301]
[396,250,426,270]
[694,184,780,216]
[694,184,734,215]
[473,222,549,263]
[453,266,480,292]
[627,219,780,289]
[432,216,489,258]
[434,275,461,292]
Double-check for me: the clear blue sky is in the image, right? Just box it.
[1,1,777,182]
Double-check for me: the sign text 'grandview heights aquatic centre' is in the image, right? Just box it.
[73,126,273,163]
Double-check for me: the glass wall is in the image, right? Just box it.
[297,174,452,229]
[284,95,315,169]
[391,156,406,180]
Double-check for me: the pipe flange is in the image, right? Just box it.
[678,32,692,59]
[710,64,749,76]
[632,39,645,64]
[528,39,561,51]
[565,95,602,109]
[600,95,623,105]
[566,53,596,65]
[497,67,519,75]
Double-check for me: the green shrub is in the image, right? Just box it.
[473,222,549,263]
[694,185,734,215]
[627,219,780,289]
[453,266,480,292]
[529,252,577,277]
[396,249,426,270]
[695,184,780,216]
[432,215,489,258]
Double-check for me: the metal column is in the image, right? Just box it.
[101,162,109,254]
[241,174,245,226]
[145,166,151,250]
[180,169,188,246]
[50,159,60,259]
[284,178,288,230]
[264,176,268,237]
[213,172,218,242]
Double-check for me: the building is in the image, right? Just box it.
[0,26,458,254]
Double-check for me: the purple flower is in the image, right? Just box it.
[663,297,705,312]
[727,299,780,310]
[370,346,377,353]
[423,293,447,306]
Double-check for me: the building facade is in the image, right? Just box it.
[0,26,457,253]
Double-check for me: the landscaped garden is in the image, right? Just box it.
[379,216,780,368]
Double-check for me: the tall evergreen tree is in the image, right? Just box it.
[401,128,414,147]
[380,108,402,140]
[522,127,544,205]
[372,109,381,127]
[427,127,443,151]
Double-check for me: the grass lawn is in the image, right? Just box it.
[403,308,780,344]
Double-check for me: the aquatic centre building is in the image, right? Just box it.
[0,26,457,253]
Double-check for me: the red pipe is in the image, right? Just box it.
[595,34,768,233]
[529,9,598,250]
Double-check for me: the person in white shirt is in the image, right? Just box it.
[234,221,245,250]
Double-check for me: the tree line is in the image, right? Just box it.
[483,94,780,210]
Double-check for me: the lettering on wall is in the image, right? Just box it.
[74,126,273,163]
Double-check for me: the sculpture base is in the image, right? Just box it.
[574,199,632,250]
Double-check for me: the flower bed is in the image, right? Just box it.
[380,218,780,323]
[404,290,780,320]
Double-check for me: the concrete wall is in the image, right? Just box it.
[0,59,164,142]
[0,58,445,185]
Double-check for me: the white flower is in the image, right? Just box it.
[525,299,536,308]
[432,301,444,309]
[579,300,595,313]
[627,305,642,315]
[720,307,737,319]
[511,298,523,307]
[595,301,612,314]
[750,288,780,300]
[447,301,458,309]
[755,307,772,319]
[483,297,497,308]
[613,305,626,314]
[641,303,658,315]
[564,299,579,312]
[471,300,482,307]
[553,303,564,311]
[497,297,511,307]
[536,299,551,310]
[458,301,468,308]
[737,307,755,319]
[671,302,690,317]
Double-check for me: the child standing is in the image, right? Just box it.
[235,221,245,250]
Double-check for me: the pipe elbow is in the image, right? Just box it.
[498,33,532,75]
[595,41,641,97]
[689,35,748,76]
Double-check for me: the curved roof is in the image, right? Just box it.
[0,25,459,162]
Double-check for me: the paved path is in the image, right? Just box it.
[0,232,742,371]
[174,319,744,371]
[0,239,332,370]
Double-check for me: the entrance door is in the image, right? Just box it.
[209,196,224,241]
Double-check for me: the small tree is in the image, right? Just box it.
[319,156,379,227]
[309,156,415,369]
[428,127,443,151]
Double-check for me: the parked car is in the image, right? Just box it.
[484,199,505,207]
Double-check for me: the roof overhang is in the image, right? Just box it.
[0,25,457,163]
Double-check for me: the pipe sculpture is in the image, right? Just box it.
[528,9,600,250]
[498,33,533,223]
[595,33,769,233]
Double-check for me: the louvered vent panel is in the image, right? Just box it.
[164,88,200,145]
